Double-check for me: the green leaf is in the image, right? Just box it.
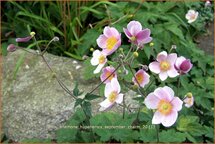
[85,93,100,101]
[139,123,157,142]
[73,82,82,96]
[177,115,207,136]
[74,98,83,108]
[82,101,92,117]
[159,129,186,142]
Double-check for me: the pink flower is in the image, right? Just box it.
[183,92,194,108]
[123,20,152,47]
[99,78,123,111]
[132,69,150,88]
[90,50,107,74]
[175,56,193,74]
[185,10,198,23]
[149,51,179,81]
[96,26,121,55]
[100,66,117,84]
[7,44,16,52]
[144,86,183,127]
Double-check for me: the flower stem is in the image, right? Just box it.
[177,76,181,96]
[122,96,125,119]
[156,125,160,142]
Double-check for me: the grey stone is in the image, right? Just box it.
[2,50,139,141]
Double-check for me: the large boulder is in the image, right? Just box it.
[2,50,138,141]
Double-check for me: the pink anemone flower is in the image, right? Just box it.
[175,56,193,75]
[149,51,179,81]
[90,50,107,74]
[96,26,121,55]
[99,78,123,111]
[100,66,117,84]
[132,69,150,88]
[183,92,194,108]
[144,86,183,127]
[185,10,198,23]
[123,20,152,48]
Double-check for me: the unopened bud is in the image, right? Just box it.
[186,92,193,98]
[53,36,59,42]
[149,42,154,47]
[133,52,139,58]
[30,32,36,37]
[118,69,122,73]
[90,48,94,52]
[119,47,123,52]
[128,14,134,18]
[7,44,17,52]
[132,84,138,90]
[171,45,177,50]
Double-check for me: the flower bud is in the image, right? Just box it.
[133,52,139,57]
[16,36,32,43]
[119,47,123,52]
[184,92,194,108]
[149,42,154,47]
[30,32,36,37]
[90,48,94,52]
[175,56,193,74]
[186,92,193,98]
[7,44,17,52]
[53,36,59,42]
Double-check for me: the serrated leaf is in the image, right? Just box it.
[159,129,186,142]
[82,101,92,117]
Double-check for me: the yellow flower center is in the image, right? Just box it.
[108,91,117,103]
[106,37,117,50]
[187,98,193,105]
[158,100,172,115]
[130,36,136,41]
[99,55,105,64]
[105,71,115,81]
[190,14,196,20]
[160,61,170,71]
[136,72,144,84]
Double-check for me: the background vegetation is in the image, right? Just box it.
[1,1,214,143]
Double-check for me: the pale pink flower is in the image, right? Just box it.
[132,69,150,88]
[90,50,107,74]
[149,51,179,81]
[175,56,193,74]
[185,10,198,23]
[123,20,152,48]
[183,92,194,108]
[100,66,117,84]
[99,78,123,111]
[96,26,121,55]
[144,86,183,127]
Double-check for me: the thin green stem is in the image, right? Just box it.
[156,125,160,142]
[177,76,181,96]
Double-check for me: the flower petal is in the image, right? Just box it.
[96,35,107,49]
[157,51,167,62]
[93,63,105,74]
[104,26,119,37]
[163,86,174,97]
[99,99,114,109]
[171,97,183,111]
[111,78,120,93]
[167,53,177,65]
[159,71,168,81]
[152,111,165,124]
[175,56,186,69]
[161,110,178,127]
[123,28,132,38]
[154,87,173,102]
[127,21,142,36]
[149,62,161,74]
[115,93,123,104]
[105,82,112,97]
[90,57,99,66]
[144,93,160,109]
[167,67,179,78]
[136,29,150,41]
[93,50,101,57]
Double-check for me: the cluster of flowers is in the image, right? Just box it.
[90,21,194,127]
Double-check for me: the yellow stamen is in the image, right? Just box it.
[105,71,115,81]
[158,100,172,115]
[130,36,136,41]
[160,61,170,71]
[108,91,117,103]
[99,55,105,64]
[136,72,144,84]
[106,37,117,50]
